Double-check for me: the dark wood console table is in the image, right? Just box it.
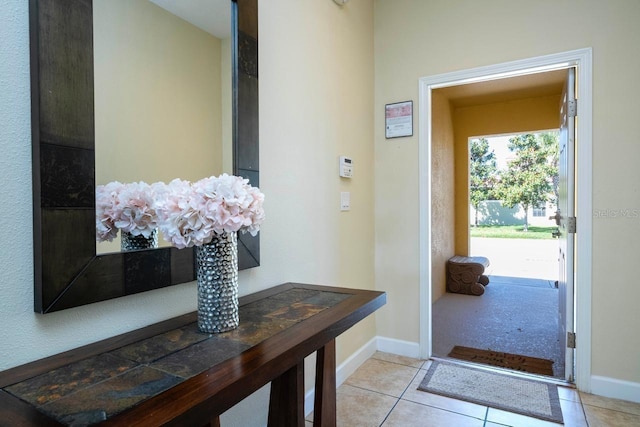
[0,283,385,426]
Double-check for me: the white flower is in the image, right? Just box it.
[95,181,124,242]
[95,181,159,242]
[155,174,265,249]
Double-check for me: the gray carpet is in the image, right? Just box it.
[432,277,564,378]
[419,361,564,424]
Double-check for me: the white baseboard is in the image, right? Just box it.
[336,336,379,387]
[304,388,315,419]
[376,336,421,359]
[304,336,377,416]
[590,375,640,404]
[304,336,419,416]
[302,336,640,416]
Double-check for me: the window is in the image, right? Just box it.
[533,205,547,217]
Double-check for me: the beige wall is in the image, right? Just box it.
[452,94,561,254]
[254,0,376,369]
[0,0,374,425]
[375,0,640,387]
[4,0,640,421]
[430,92,455,302]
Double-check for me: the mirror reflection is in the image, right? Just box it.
[93,0,232,254]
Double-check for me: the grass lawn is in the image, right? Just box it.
[470,225,557,239]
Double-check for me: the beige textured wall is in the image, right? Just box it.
[430,92,456,302]
[246,0,376,384]
[452,95,561,255]
[94,0,223,187]
[0,1,374,425]
[375,0,640,386]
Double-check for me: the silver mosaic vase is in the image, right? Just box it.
[121,229,158,251]
[196,232,239,333]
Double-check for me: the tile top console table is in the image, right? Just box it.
[0,283,385,426]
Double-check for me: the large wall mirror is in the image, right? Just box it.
[30,0,259,313]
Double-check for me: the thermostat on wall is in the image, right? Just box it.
[339,156,353,178]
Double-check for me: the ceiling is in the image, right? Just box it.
[438,69,567,108]
[147,1,565,107]
[149,0,231,39]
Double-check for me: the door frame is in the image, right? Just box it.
[418,48,593,390]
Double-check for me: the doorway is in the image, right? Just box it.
[417,49,593,389]
[451,131,564,378]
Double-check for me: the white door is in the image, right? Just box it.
[557,67,576,382]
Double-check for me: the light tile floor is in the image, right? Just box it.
[306,352,640,426]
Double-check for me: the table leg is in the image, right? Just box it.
[268,361,305,426]
[201,416,220,427]
[313,339,336,427]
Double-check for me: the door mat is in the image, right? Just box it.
[418,361,563,424]
[448,345,554,376]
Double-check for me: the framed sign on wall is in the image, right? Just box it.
[385,100,413,138]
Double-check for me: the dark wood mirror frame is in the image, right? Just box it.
[30,0,259,314]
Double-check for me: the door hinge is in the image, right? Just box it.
[567,332,576,348]
[568,98,577,117]
[568,216,577,234]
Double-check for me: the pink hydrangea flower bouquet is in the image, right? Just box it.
[155,174,265,249]
[95,181,159,242]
